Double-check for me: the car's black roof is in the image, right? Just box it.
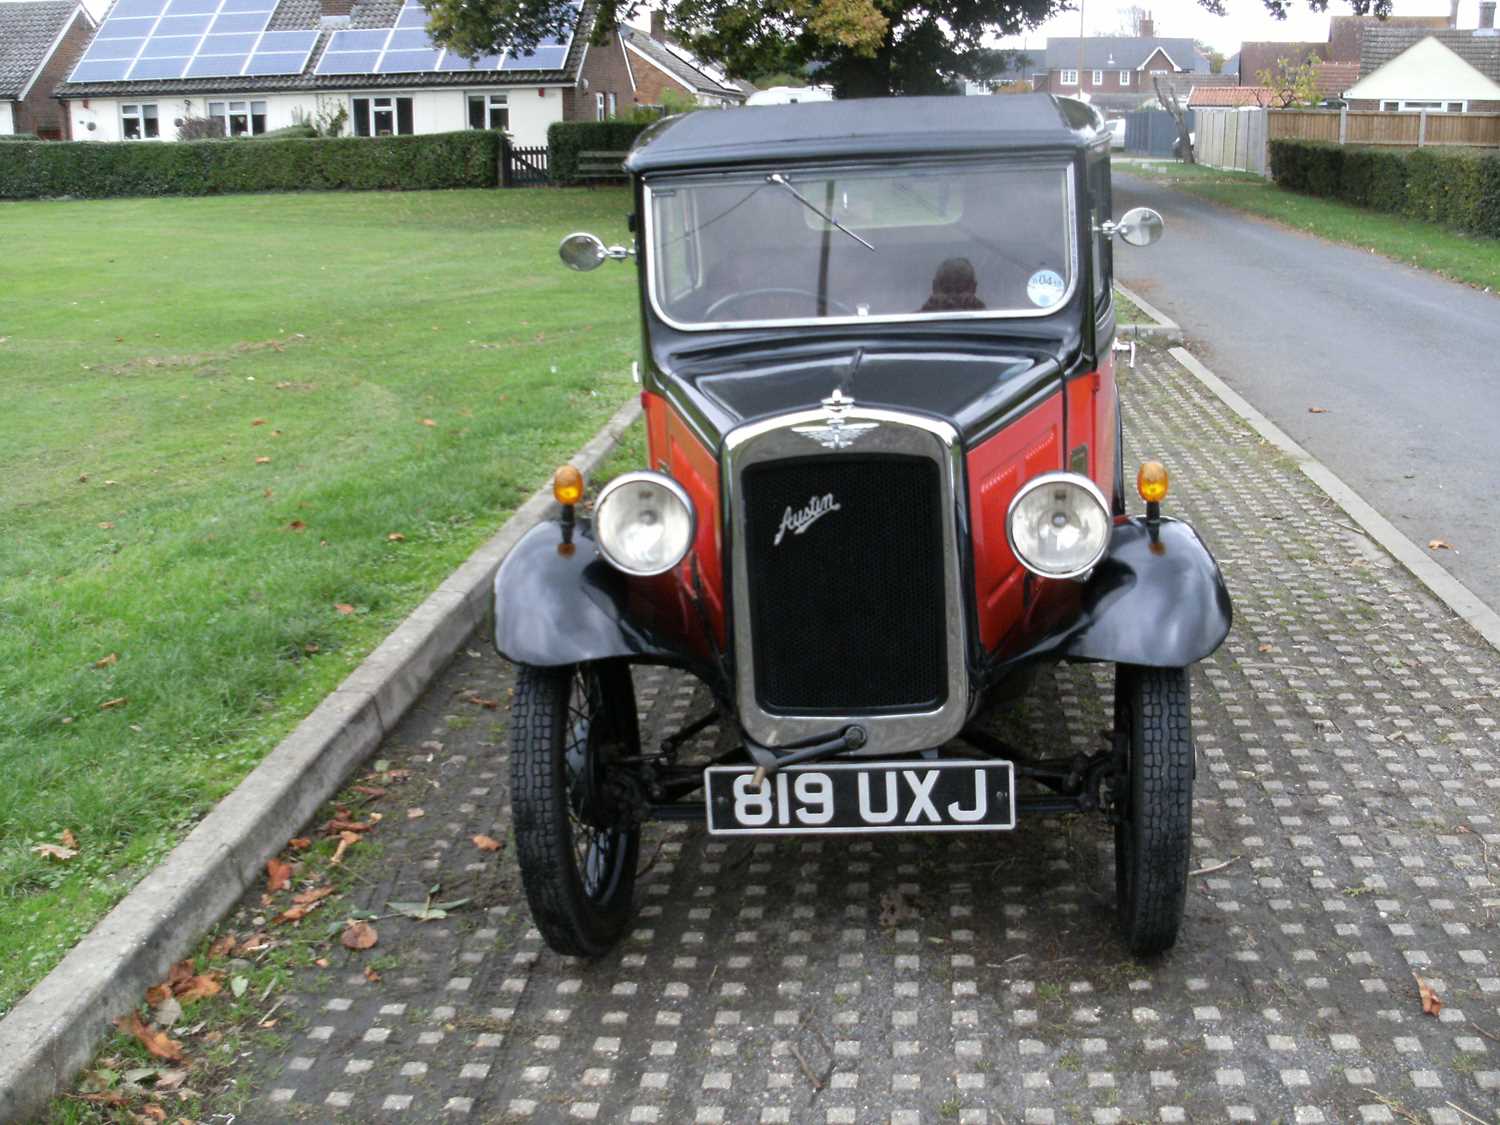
[624,94,1106,175]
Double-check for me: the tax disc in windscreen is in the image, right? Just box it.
[1027,269,1066,308]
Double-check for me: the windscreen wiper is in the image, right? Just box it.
[767,172,876,252]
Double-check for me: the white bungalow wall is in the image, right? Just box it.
[66,85,562,145]
[0,103,14,134]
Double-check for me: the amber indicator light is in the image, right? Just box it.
[553,465,584,506]
[1136,461,1169,504]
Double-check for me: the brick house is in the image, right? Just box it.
[0,0,96,138]
[617,13,747,109]
[1033,18,1211,116]
[52,0,643,146]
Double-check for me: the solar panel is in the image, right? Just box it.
[74,0,575,83]
[70,0,311,82]
[315,0,576,76]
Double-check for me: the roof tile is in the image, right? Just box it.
[0,0,82,99]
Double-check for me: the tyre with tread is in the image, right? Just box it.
[510,661,640,958]
[1113,664,1194,957]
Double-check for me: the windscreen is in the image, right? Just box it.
[648,161,1075,327]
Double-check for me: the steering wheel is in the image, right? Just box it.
[704,288,855,320]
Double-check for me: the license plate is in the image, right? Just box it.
[704,761,1017,836]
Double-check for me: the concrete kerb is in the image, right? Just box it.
[0,395,644,1123]
[1115,281,1184,345]
[1170,345,1500,656]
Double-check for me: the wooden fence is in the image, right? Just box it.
[1194,108,1270,176]
[1267,108,1500,148]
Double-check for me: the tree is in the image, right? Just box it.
[1195,41,1227,73]
[1152,73,1194,164]
[1117,5,1149,36]
[423,0,1398,100]
[1256,52,1321,107]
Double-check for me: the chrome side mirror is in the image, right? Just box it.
[559,231,633,271]
[1100,207,1164,247]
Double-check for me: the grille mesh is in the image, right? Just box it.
[742,455,947,713]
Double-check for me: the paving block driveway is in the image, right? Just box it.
[211,349,1500,1124]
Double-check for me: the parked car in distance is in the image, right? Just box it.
[1108,116,1127,148]
[495,94,1232,962]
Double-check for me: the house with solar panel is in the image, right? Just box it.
[52,0,644,146]
[1,0,97,138]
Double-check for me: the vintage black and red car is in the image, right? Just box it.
[494,95,1232,960]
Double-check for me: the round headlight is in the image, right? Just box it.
[593,471,696,577]
[1006,472,1111,579]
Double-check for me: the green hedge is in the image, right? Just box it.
[0,132,40,142]
[545,120,649,183]
[1269,138,1500,239]
[0,130,501,200]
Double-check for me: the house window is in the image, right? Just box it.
[1092,69,1103,85]
[352,96,413,136]
[595,92,605,120]
[467,92,509,130]
[607,92,617,117]
[1119,70,1131,85]
[121,103,159,139]
[207,100,267,136]
[1060,69,1078,86]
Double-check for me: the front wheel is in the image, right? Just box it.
[1112,664,1194,957]
[510,661,641,957]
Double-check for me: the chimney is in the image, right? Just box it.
[650,9,667,41]
[1450,0,1460,28]
[320,0,353,26]
[1139,14,1154,38]
[1481,1,1497,29]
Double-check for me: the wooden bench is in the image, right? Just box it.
[576,149,629,184]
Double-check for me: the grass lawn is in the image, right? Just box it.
[1112,286,1146,324]
[1122,159,1500,292]
[0,186,638,1013]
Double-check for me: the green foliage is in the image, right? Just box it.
[1269,139,1500,239]
[1255,52,1321,108]
[0,132,40,142]
[250,123,319,140]
[0,131,501,200]
[177,115,225,140]
[545,119,650,183]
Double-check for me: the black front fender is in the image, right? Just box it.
[493,519,689,669]
[1060,517,1232,667]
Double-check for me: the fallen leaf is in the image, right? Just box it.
[76,1091,130,1107]
[154,1069,187,1092]
[420,418,436,427]
[291,885,334,906]
[388,896,471,922]
[464,692,499,709]
[1308,406,1328,414]
[329,829,361,866]
[333,603,355,615]
[265,858,293,894]
[61,828,78,849]
[113,1011,185,1063]
[407,808,425,819]
[141,1105,167,1121]
[31,843,77,861]
[254,456,271,464]
[272,904,311,924]
[1415,973,1442,1016]
[173,974,222,1005]
[230,975,248,999]
[207,934,236,959]
[302,643,319,655]
[1428,538,1454,551]
[94,653,118,668]
[287,519,306,531]
[352,785,386,798]
[251,418,266,426]
[288,837,312,850]
[145,984,172,1007]
[364,965,381,983]
[152,996,183,1029]
[472,834,503,852]
[236,933,272,955]
[324,817,373,834]
[1257,643,1274,653]
[341,921,378,950]
[100,697,128,710]
[386,532,405,542]
[314,957,330,968]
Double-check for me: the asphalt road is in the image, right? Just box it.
[1113,171,1500,617]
